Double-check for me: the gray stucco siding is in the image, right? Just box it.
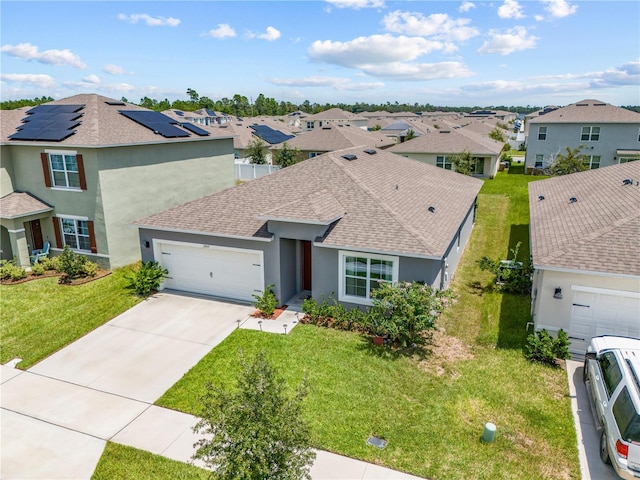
[266,220,330,241]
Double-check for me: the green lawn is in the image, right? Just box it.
[0,265,141,369]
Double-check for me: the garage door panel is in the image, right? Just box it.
[157,242,264,302]
[569,287,640,355]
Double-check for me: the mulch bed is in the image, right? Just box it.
[251,305,288,320]
[0,270,111,286]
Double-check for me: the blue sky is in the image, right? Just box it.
[1,0,638,107]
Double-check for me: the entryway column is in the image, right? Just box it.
[7,225,31,267]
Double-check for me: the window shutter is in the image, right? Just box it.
[77,154,87,190]
[53,218,62,248]
[41,153,52,187]
[87,220,97,253]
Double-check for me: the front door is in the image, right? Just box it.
[29,219,43,250]
[301,241,312,291]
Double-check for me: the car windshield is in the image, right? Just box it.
[613,386,640,442]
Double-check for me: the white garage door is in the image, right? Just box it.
[569,286,640,354]
[156,241,264,302]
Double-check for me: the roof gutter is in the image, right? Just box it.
[129,224,274,243]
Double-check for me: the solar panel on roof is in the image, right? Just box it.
[205,109,218,117]
[174,110,184,116]
[249,124,294,144]
[120,110,194,138]
[9,104,84,142]
[181,123,210,136]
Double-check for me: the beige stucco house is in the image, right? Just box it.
[0,94,235,269]
[528,162,640,355]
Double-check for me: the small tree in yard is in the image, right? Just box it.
[273,142,301,168]
[549,146,588,176]
[247,137,267,165]
[193,352,315,480]
[130,261,168,297]
[451,150,475,176]
[478,241,533,295]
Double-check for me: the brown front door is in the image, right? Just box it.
[30,219,43,250]
[301,241,312,291]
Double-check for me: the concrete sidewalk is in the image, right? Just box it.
[1,292,424,479]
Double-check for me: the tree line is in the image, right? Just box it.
[3,90,638,116]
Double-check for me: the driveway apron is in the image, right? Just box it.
[1,293,254,479]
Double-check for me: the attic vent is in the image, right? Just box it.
[341,154,357,161]
[322,126,332,129]
[576,103,588,106]
[105,100,126,106]
[623,178,633,185]
[428,206,435,213]
[594,103,606,106]
[439,130,451,133]
[569,197,578,203]
[538,195,545,201]
[363,149,377,155]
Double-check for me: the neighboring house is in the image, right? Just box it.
[528,162,640,355]
[164,109,231,126]
[300,108,368,131]
[525,99,640,172]
[464,109,517,122]
[387,127,503,177]
[279,124,395,159]
[133,147,483,308]
[0,94,235,269]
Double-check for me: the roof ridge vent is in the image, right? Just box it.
[439,130,450,133]
[569,197,578,203]
[363,149,377,155]
[622,178,633,185]
[341,154,357,161]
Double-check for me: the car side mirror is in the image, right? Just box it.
[585,352,596,360]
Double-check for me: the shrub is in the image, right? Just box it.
[0,260,27,281]
[57,245,88,280]
[252,284,278,317]
[39,256,60,271]
[369,282,455,347]
[301,296,368,332]
[130,261,168,297]
[525,329,571,367]
[478,242,533,295]
[30,262,45,276]
[82,261,99,277]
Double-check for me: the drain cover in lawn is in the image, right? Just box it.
[367,436,387,449]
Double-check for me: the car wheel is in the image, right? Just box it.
[600,431,612,465]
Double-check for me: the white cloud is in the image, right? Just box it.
[356,61,473,80]
[82,74,101,84]
[0,73,56,88]
[587,61,640,89]
[270,76,384,91]
[257,26,281,41]
[117,13,180,27]
[497,0,525,19]
[208,24,236,39]
[309,34,446,67]
[534,14,545,21]
[541,0,578,18]
[459,2,476,13]
[382,11,480,42]
[477,27,538,55]
[103,64,128,75]
[325,0,385,9]
[0,43,86,69]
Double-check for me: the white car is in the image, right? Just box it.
[584,335,640,479]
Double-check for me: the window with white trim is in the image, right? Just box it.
[538,126,547,141]
[61,218,91,251]
[436,155,452,170]
[49,153,80,188]
[309,152,321,158]
[306,122,314,130]
[472,157,484,175]
[535,155,544,168]
[584,155,601,169]
[339,251,398,304]
[581,126,600,141]
[619,157,639,164]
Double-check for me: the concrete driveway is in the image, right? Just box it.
[1,293,255,479]
[566,360,619,480]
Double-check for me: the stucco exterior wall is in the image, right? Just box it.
[390,151,498,177]
[525,122,640,169]
[531,268,640,332]
[97,139,235,268]
[1,145,15,195]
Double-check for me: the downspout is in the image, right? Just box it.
[440,256,447,290]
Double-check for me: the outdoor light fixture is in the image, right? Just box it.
[144,241,150,248]
[283,324,288,334]
[258,320,263,331]
[236,319,241,329]
[553,287,563,299]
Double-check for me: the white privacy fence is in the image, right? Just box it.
[235,163,281,181]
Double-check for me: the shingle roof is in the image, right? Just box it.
[134,146,483,258]
[282,125,395,151]
[529,162,640,276]
[1,94,234,147]
[387,127,503,156]
[302,108,367,122]
[0,192,53,219]
[528,99,640,124]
